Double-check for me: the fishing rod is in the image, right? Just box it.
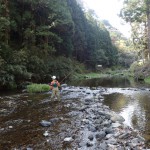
[60,71,74,84]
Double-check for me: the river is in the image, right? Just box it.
[69,76,150,147]
[0,76,150,149]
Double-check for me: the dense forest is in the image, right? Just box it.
[0,0,150,89]
[0,0,119,89]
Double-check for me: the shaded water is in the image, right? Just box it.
[0,92,80,149]
[69,76,150,88]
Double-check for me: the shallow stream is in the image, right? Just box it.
[0,76,150,149]
[70,76,150,146]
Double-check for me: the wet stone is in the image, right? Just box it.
[106,138,117,145]
[40,120,52,127]
[0,85,147,149]
[88,134,94,141]
[111,122,122,128]
[105,134,113,139]
[95,124,103,131]
[119,132,130,139]
[87,124,96,132]
[95,131,106,141]
[26,148,33,150]
[84,98,93,103]
[49,118,59,124]
[64,137,73,142]
[86,141,93,147]
[95,118,103,124]
[105,127,114,134]
[79,106,87,111]
[101,120,111,127]
[43,131,49,137]
[99,142,107,150]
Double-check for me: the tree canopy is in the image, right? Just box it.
[0,0,118,89]
[120,0,150,60]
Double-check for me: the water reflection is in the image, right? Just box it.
[103,91,150,142]
[69,76,150,88]
[68,76,150,144]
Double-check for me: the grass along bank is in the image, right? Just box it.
[27,84,50,93]
[73,69,132,79]
[144,76,150,84]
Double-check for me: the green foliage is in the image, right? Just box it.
[47,56,86,78]
[82,73,102,78]
[144,76,150,84]
[0,0,119,90]
[27,84,50,93]
[120,0,149,59]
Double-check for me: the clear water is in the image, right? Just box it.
[1,76,150,148]
[103,88,150,145]
[70,76,150,146]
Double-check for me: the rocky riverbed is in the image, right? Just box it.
[0,84,148,149]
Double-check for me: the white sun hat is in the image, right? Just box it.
[52,76,56,79]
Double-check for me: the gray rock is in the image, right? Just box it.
[101,120,111,127]
[86,141,93,147]
[26,148,33,150]
[111,114,125,123]
[111,122,122,128]
[137,134,145,141]
[119,132,130,139]
[105,134,113,139]
[49,118,59,124]
[61,84,67,87]
[106,138,117,145]
[99,142,107,150]
[95,119,103,124]
[64,137,73,142]
[43,131,49,137]
[105,127,114,134]
[84,98,92,103]
[117,147,125,150]
[98,111,106,116]
[82,119,89,124]
[95,124,103,131]
[88,124,96,132]
[79,106,87,111]
[95,131,106,141]
[105,114,111,120]
[88,134,94,141]
[40,120,52,127]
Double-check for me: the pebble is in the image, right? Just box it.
[64,137,73,142]
[43,131,49,137]
[40,86,147,149]
[40,120,52,127]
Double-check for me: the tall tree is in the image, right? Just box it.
[146,0,150,58]
[120,0,150,60]
[0,0,119,89]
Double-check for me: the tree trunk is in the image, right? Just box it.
[4,0,9,45]
[146,0,150,59]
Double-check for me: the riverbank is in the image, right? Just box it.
[61,85,146,149]
[0,84,148,149]
[73,69,130,79]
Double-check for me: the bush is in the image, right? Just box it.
[144,76,150,84]
[27,83,50,93]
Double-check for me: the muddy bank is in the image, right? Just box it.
[0,85,148,149]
